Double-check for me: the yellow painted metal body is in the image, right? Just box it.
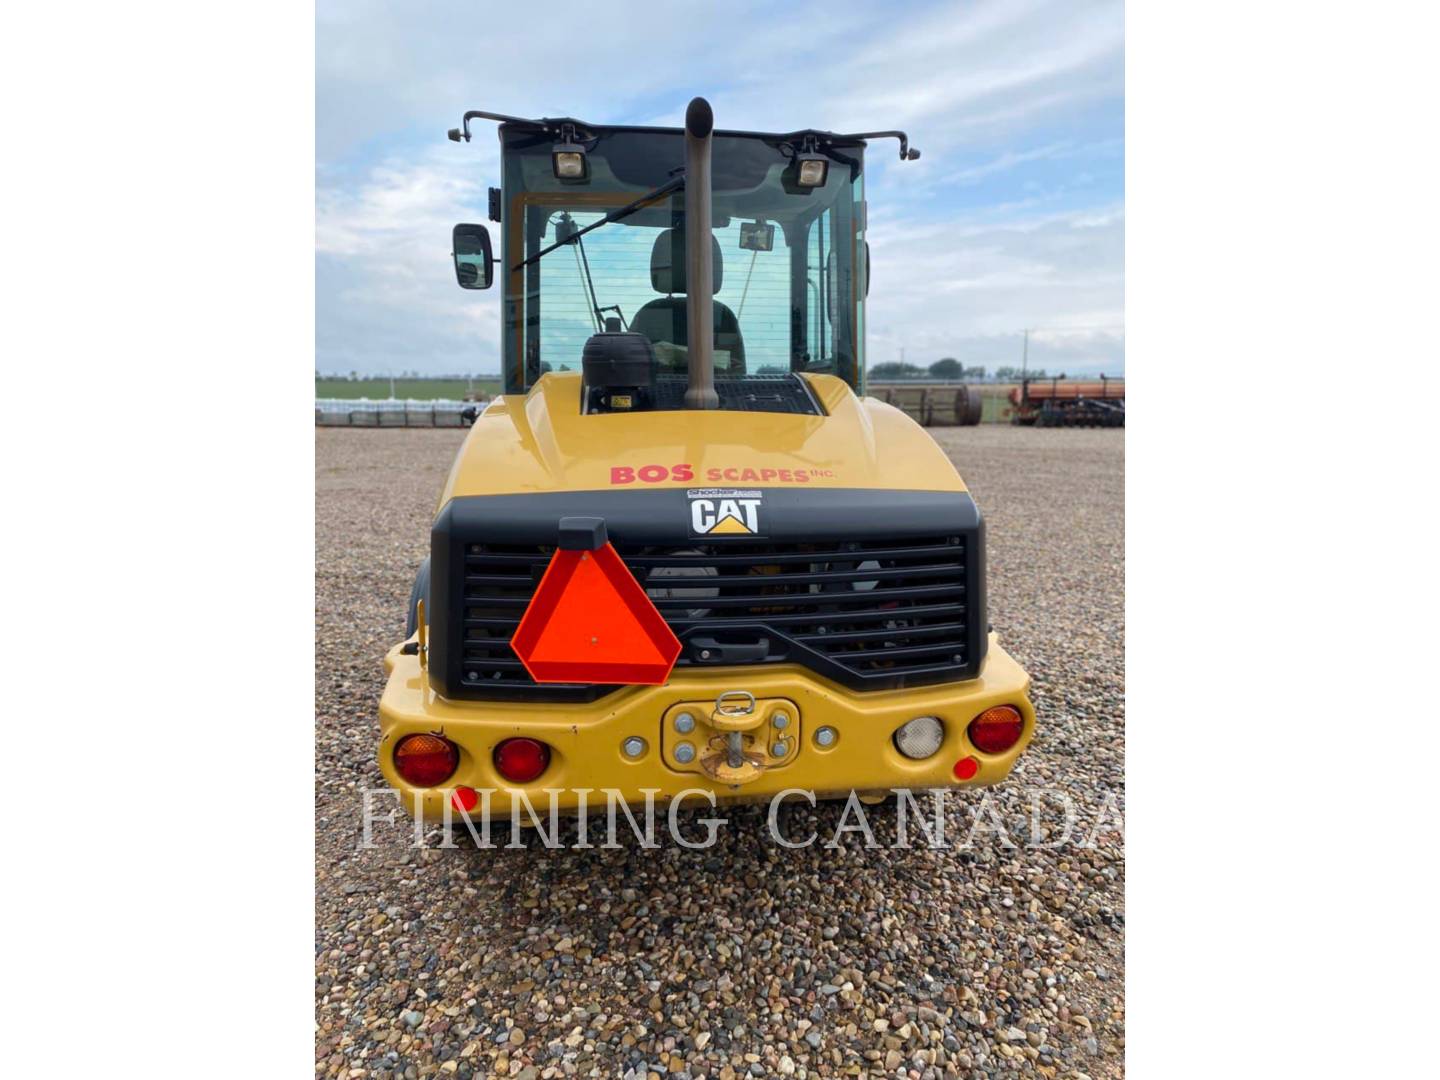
[379,633,1034,820]
[377,372,1035,820]
[435,371,965,505]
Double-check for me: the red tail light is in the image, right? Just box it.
[494,738,550,783]
[393,733,459,786]
[967,706,1025,754]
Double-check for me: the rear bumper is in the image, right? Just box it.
[377,633,1034,821]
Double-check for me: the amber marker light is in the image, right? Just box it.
[393,733,459,787]
[967,705,1025,755]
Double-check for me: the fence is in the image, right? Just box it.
[866,382,1010,426]
[315,398,474,428]
[317,385,1017,429]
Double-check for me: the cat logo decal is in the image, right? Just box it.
[687,489,763,537]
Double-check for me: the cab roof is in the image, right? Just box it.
[450,109,918,160]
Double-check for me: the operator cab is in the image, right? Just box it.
[448,111,919,411]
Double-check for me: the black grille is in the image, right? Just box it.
[650,373,823,414]
[455,535,971,698]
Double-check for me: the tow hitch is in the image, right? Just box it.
[662,691,801,787]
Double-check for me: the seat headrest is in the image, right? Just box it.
[650,227,723,294]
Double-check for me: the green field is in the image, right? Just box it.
[315,377,502,400]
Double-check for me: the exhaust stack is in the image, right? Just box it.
[683,97,719,410]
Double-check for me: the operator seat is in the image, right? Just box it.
[629,227,746,374]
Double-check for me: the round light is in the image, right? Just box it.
[622,737,647,759]
[968,706,1025,755]
[493,738,550,784]
[674,741,695,764]
[450,785,479,812]
[814,726,838,748]
[674,712,696,734]
[954,756,979,780]
[393,733,459,787]
[893,716,945,760]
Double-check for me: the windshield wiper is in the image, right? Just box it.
[555,212,606,334]
[511,173,685,272]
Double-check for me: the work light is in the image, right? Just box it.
[795,151,828,187]
[552,141,588,181]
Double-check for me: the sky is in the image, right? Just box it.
[316,0,1123,378]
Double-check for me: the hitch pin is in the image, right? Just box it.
[727,731,743,768]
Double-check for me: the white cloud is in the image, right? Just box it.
[866,202,1124,373]
[316,147,503,373]
[315,0,1124,376]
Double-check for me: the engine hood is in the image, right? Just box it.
[436,372,965,505]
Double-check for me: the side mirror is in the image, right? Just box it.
[452,223,494,290]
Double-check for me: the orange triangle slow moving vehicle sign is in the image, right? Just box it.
[510,542,682,684]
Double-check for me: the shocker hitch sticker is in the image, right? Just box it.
[688,489,763,537]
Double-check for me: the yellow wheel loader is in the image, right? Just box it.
[378,98,1034,822]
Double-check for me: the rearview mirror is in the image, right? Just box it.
[739,221,774,252]
[452,223,494,289]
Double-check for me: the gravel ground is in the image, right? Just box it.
[316,425,1125,1080]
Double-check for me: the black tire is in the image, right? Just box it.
[405,557,431,638]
